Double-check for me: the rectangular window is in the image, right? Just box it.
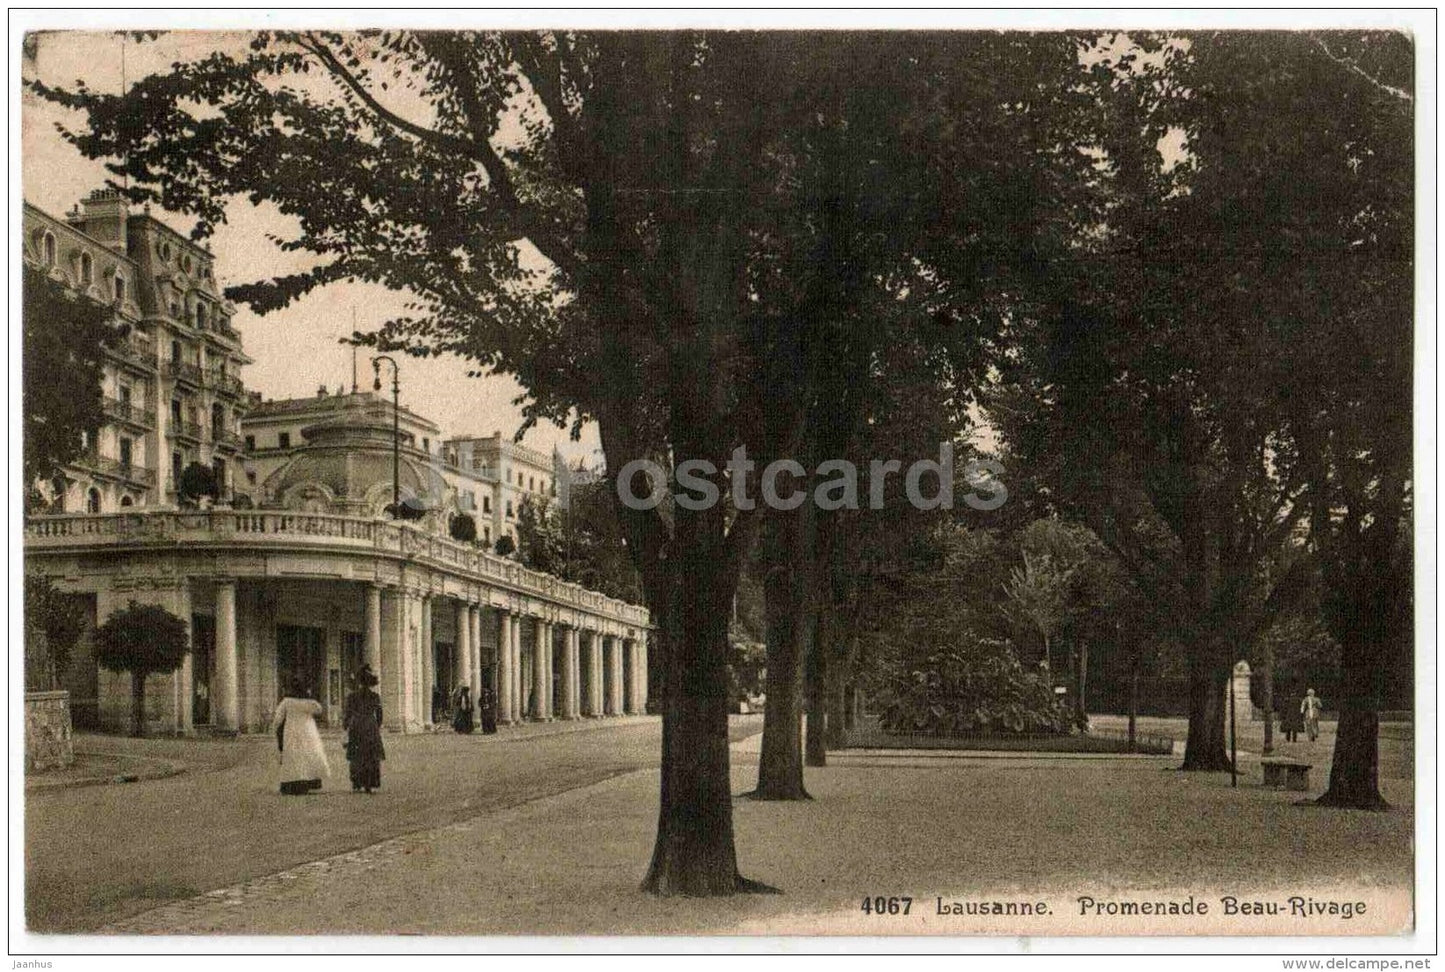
[279,432,291,449]
[171,400,182,424]
[118,438,133,468]
[483,495,491,514]
[172,452,183,486]
[244,435,255,452]
[118,384,132,406]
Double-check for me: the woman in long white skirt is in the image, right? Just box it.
[271,680,330,795]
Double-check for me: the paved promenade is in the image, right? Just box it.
[28,716,1416,935]
[28,715,1413,938]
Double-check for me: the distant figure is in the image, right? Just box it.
[271,679,329,796]
[1301,688,1323,742]
[344,664,385,794]
[431,683,445,726]
[479,685,498,734]
[452,684,475,735]
[1280,692,1303,742]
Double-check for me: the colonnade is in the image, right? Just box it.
[204,577,648,734]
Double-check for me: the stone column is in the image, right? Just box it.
[469,604,483,707]
[496,611,514,724]
[455,600,472,707]
[622,638,636,715]
[579,630,595,717]
[590,631,605,716]
[509,614,523,722]
[400,591,422,731]
[559,626,578,719]
[214,579,239,732]
[420,595,434,726]
[364,583,383,675]
[637,635,649,714]
[532,620,549,720]
[605,635,622,715]
[380,587,404,730]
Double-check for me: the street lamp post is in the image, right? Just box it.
[372,355,400,516]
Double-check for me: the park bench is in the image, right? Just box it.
[1260,758,1312,791]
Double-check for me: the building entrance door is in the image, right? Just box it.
[191,614,215,725]
[276,624,326,723]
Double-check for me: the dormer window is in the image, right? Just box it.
[79,251,93,286]
[113,275,125,304]
[42,233,56,267]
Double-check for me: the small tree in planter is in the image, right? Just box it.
[94,601,189,736]
[494,535,516,558]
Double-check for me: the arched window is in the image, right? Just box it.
[86,488,101,514]
[197,304,208,329]
[79,251,94,286]
[42,233,56,267]
[120,495,134,508]
[113,275,125,304]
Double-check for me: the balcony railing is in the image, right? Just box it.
[213,428,243,450]
[166,360,205,386]
[208,370,245,396]
[102,397,156,429]
[169,417,205,442]
[71,452,157,487]
[107,340,156,372]
[24,510,650,627]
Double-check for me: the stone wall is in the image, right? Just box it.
[25,690,74,771]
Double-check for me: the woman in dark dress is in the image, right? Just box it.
[452,685,475,734]
[479,684,498,734]
[344,665,385,793]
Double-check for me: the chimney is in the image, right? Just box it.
[71,188,129,254]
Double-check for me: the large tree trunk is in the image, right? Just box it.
[1317,637,1388,810]
[640,513,776,895]
[805,614,827,767]
[826,668,848,748]
[131,669,146,738]
[752,562,812,799]
[751,503,815,800]
[1181,649,1231,771]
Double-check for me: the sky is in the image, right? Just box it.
[21,31,604,466]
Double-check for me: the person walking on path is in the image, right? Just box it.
[479,684,498,734]
[452,684,475,735]
[1301,688,1323,742]
[1280,691,1303,742]
[344,664,385,794]
[270,680,330,795]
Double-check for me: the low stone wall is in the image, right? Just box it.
[25,690,75,771]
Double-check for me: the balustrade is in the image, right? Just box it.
[25,509,649,625]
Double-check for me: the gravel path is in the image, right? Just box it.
[88,728,1413,938]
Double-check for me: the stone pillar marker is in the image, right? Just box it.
[420,595,434,726]
[455,600,472,705]
[364,583,383,675]
[214,579,239,732]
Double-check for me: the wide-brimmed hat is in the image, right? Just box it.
[356,664,379,687]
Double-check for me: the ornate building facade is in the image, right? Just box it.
[23,190,250,513]
[24,192,649,736]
